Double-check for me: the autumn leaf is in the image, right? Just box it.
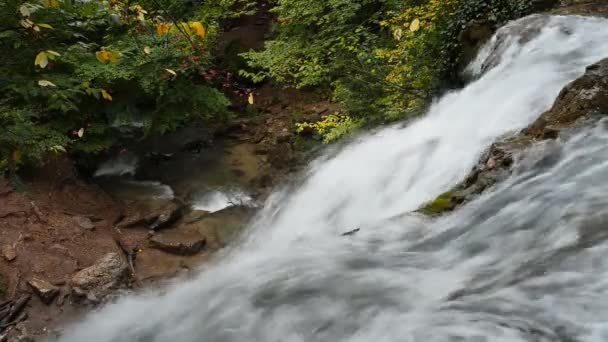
[46,50,60,61]
[77,128,84,138]
[164,68,177,76]
[43,0,60,8]
[38,80,56,87]
[108,51,120,64]
[171,22,191,35]
[12,150,22,163]
[101,89,113,101]
[248,93,254,105]
[144,46,151,55]
[156,23,171,36]
[35,52,49,68]
[410,18,420,32]
[190,21,206,39]
[393,28,403,41]
[96,50,110,63]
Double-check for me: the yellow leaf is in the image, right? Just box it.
[43,0,60,8]
[101,89,113,101]
[248,93,254,105]
[46,50,60,57]
[410,18,420,32]
[170,23,191,35]
[77,128,84,138]
[108,51,121,64]
[19,5,29,17]
[164,68,177,76]
[37,23,54,29]
[12,150,22,163]
[156,23,171,37]
[143,46,151,55]
[393,28,403,41]
[35,52,48,68]
[96,50,110,63]
[190,21,206,38]
[38,80,56,87]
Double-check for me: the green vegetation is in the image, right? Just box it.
[243,0,555,140]
[418,191,464,215]
[0,0,557,172]
[0,0,253,173]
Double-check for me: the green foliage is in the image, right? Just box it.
[295,114,357,144]
[0,0,252,173]
[243,0,552,129]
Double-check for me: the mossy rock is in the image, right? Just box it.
[0,272,6,299]
[418,191,464,216]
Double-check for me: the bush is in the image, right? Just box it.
[242,0,553,129]
[0,0,253,174]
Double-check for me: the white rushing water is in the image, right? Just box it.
[192,189,255,213]
[61,15,608,342]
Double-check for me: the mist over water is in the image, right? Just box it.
[60,15,608,342]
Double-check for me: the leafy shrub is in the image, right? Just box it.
[0,0,253,174]
[243,0,554,129]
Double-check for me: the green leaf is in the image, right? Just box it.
[37,23,54,29]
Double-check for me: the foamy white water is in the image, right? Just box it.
[192,189,255,213]
[93,153,138,177]
[60,15,608,342]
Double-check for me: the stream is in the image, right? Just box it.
[60,15,608,341]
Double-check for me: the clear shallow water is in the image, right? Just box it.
[61,15,608,342]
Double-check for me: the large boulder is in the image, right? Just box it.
[70,253,130,302]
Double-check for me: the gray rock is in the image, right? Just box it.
[1,244,16,262]
[28,277,59,304]
[70,253,129,301]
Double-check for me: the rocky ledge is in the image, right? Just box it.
[420,57,608,215]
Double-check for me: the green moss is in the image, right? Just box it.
[418,191,463,216]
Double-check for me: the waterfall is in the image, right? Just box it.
[60,15,608,342]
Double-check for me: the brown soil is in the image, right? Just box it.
[0,158,149,337]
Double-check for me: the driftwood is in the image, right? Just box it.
[0,295,30,335]
[341,228,360,236]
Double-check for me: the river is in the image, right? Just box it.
[59,15,608,342]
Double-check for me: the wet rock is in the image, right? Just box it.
[1,245,16,262]
[149,203,183,231]
[27,278,59,305]
[527,58,608,137]
[183,206,255,249]
[149,230,206,256]
[117,202,184,231]
[70,252,129,301]
[181,210,209,224]
[72,216,95,230]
